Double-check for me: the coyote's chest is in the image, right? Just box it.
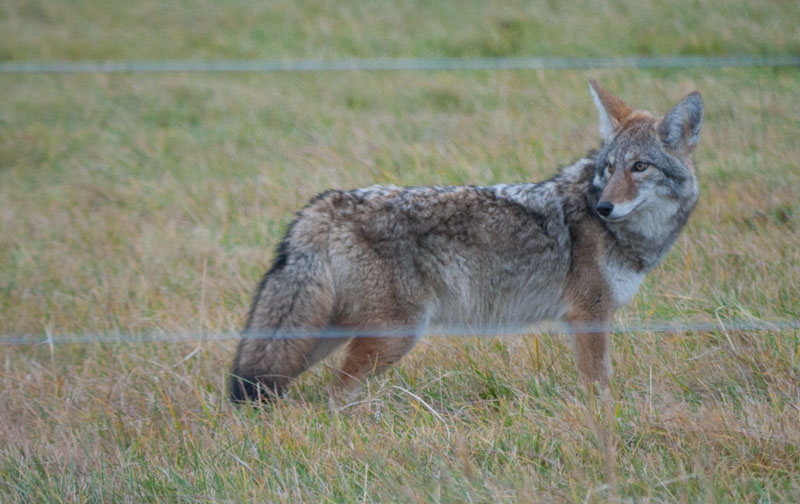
[603,259,645,308]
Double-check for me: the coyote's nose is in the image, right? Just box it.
[596,201,614,217]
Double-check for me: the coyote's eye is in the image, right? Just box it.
[605,162,614,175]
[632,161,648,172]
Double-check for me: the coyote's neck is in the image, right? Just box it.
[605,201,695,272]
[560,158,697,273]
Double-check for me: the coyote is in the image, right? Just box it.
[230,80,703,402]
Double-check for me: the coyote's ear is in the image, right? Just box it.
[657,92,703,156]
[588,79,633,142]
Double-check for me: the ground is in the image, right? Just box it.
[1,1,799,501]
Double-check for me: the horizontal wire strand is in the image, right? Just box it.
[2,319,798,345]
[2,55,800,74]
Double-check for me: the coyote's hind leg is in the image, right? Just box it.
[332,331,421,399]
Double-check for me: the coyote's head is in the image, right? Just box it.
[588,79,703,227]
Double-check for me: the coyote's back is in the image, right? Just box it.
[230,80,703,402]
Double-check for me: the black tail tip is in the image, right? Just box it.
[228,375,284,405]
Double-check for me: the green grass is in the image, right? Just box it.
[2,0,800,60]
[2,1,800,502]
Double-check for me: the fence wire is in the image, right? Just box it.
[2,319,798,346]
[2,55,800,74]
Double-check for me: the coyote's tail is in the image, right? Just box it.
[229,253,338,403]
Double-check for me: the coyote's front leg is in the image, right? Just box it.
[565,296,613,390]
[563,217,615,390]
[569,324,612,390]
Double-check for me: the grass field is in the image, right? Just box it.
[2,1,800,502]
